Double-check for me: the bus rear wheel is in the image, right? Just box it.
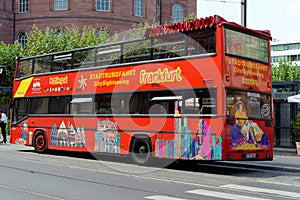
[33,131,47,153]
[130,137,152,166]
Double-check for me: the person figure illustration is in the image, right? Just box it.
[235,101,248,127]
[190,146,205,160]
[234,101,263,146]
[234,101,253,142]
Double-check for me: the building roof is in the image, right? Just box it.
[271,40,300,45]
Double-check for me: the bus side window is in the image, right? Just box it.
[34,56,52,74]
[149,103,167,114]
[70,97,93,114]
[129,93,148,114]
[18,59,33,77]
[94,94,112,114]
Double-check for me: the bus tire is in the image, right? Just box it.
[130,136,152,166]
[33,131,47,153]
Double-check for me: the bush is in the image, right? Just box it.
[291,113,300,142]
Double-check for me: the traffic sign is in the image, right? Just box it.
[0,87,12,91]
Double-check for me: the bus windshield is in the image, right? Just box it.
[225,28,269,63]
[226,89,272,120]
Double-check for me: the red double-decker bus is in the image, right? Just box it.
[10,15,273,165]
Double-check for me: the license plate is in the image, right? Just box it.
[245,153,257,159]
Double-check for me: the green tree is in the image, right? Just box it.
[21,25,110,57]
[0,41,23,105]
[0,24,110,106]
[184,13,197,21]
[272,60,300,81]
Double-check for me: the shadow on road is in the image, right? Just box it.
[20,149,288,178]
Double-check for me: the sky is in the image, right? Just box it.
[197,0,300,41]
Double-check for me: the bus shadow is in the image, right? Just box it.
[23,149,284,178]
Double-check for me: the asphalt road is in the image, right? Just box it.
[1,143,300,200]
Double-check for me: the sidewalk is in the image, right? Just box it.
[274,147,298,156]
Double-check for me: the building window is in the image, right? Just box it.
[18,32,27,46]
[54,0,68,10]
[96,0,110,11]
[172,4,184,23]
[134,0,143,17]
[18,0,29,13]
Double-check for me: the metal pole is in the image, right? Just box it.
[156,0,159,23]
[159,0,162,25]
[241,0,247,27]
[12,0,16,43]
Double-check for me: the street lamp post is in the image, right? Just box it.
[241,0,247,27]
[156,0,162,25]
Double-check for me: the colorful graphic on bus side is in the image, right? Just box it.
[230,100,270,150]
[155,118,222,160]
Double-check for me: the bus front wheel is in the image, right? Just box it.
[33,131,47,153]
[130,137,152,166]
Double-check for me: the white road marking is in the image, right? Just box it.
[145,195,186,200]
[186,188,271,200]
[221,184,300,198]
[0,184,65,200]
[256,179,300,187]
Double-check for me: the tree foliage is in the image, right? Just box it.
[272,60,300,82]
[0,41,23,105]
[0,25,110,105]
[21,25,110,57]
[184,13,197,22]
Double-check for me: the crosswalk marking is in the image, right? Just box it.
[186,188,270,200]
[221,184,300,198]
[145,196,186,200]
[145,184,300,199]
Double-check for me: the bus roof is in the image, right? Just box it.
[144,15,272,40]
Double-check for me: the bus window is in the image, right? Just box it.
[13,98,29,122]
[187,30,216,55]
[48,96,71,114]
[129,92,148,114]
[149,95,180,115]
[73,49,95,69]
[30,98,49,114]
[52,53,72,71]
[71,97,93,114]
[33,56,52,74]
[95,94,112,114]
[182,88,216,115]
[118,94,130,114]
[17,59,33,78]
[96,46,121,66]
[226,89,272,119]
[149,103,167,114]
[123,40,150,63]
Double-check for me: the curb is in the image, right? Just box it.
[220,162,300,173]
